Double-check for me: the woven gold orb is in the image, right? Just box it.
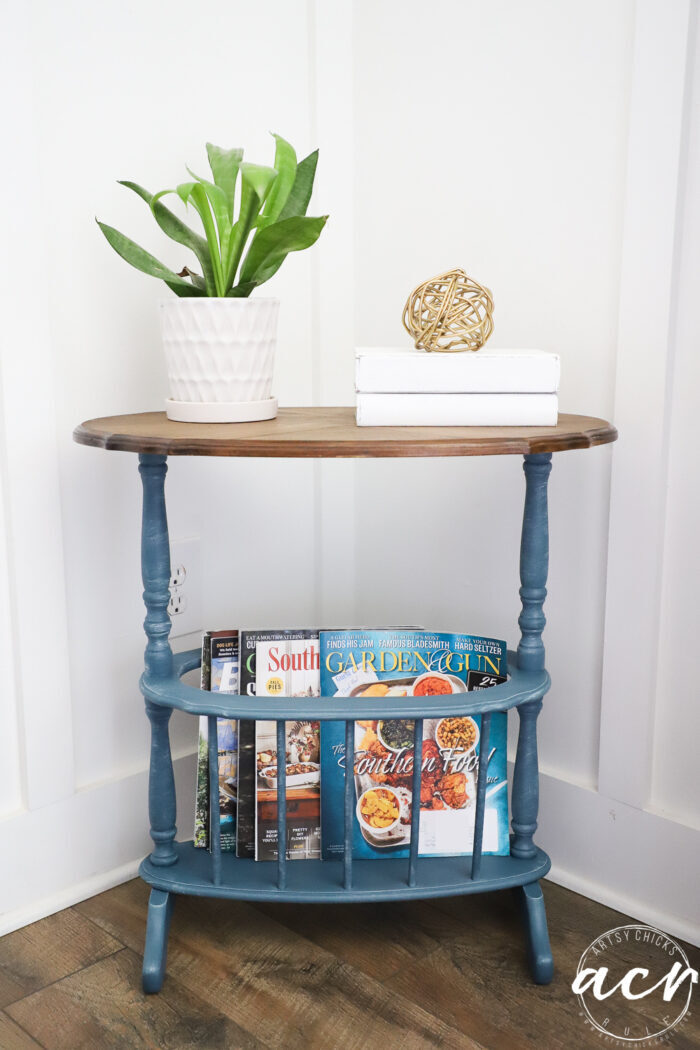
[402,268,494,352]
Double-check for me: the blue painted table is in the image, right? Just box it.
[73,407,617,993]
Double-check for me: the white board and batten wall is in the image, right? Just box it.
[0,0,697,944]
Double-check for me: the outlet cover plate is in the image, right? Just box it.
[168,537,202,639]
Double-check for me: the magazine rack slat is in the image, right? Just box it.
[73,408,616,996]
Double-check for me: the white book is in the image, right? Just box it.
[355,346,560,394]
[356,392,558,427]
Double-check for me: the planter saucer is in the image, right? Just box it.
[165,396,278,424]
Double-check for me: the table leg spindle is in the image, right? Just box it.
[511,452,553,983]
[277,719,287,890]
[408,718,424,887]
[139,454,177,994]
[517,453,551,674]
[511,698,543,859]
[344,719,354,889]
[208,716,222,886]
[518,881,554,984]
[470,711,492,881]
[142,889,174,995]
[139,454,177,869]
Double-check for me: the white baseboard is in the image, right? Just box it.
[538,770,700,947]
[545,863,700,950]
[0,856,142,938]
[0,752,196,937]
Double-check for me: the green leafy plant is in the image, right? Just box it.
[97,134,327,298]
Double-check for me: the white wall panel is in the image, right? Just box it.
[353,0,632,786]
[0,0,319,922]
[25,0,317,786]
[651,9,700,829]
[598,0,694,809]
[1,2,76,813]
[0,462,22,818]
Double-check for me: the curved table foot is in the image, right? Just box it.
[142,889,174,994]
[516,880,554,984]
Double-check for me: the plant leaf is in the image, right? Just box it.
[176,180,197,206]
[166,279,206,297]
[226,281,257,298]
[278,150,318,220]
[176,181,226,295]
[259,133,296,227]
[186,167,231,242]
[178,266,208,292]
[222,165,271,291]
[240,214,327,285]
[238,162,277,207]
[96,219,201,292]
[118,181,216,294]
[206,143,243,218]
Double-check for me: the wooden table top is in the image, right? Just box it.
[73,407,617,458]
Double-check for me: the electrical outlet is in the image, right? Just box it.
[168,592,188,616]
[170,564,187,589]
[168,537,202,638]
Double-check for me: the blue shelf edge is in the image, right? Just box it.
[139,841,551,903]
[141,648,550,720]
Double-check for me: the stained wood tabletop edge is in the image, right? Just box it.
[72,409,618,458]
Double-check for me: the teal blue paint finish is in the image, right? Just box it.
[517,454,552,673]
[343,719,354,890]
[207,714,222,886]
[470,710,491,880]
[276,719,287,890]
[138,454,173,679]
[517,881,554,984]
[142,889,173,994]
[142,648,551,720]
[139,841,551,902]
[407,718,424,888]
[139,455,177,873]
[512,453,550,864]
[136,451,557,991]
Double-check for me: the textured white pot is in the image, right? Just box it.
[160,297,279,422]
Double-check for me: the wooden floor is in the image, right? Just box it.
[0,878,697,1050]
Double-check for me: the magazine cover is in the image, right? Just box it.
[192,630,238,851]
[254,635,321,861]
[237,629,317,858]
[320,629,509,860]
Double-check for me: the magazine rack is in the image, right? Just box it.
[73,408,617,993]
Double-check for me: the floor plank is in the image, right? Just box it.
[0,907,122,1008]
[386,883,700,1050]
[0,1012,43,1050]
[78,881,480,1050]
[7,948,265,1050]
[8,875,696,1050]
[252,898,458,981]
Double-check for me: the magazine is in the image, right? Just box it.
[319,629,509,859]
[237,629,317,858]
[254,634,321,860]
[192,631,238,851]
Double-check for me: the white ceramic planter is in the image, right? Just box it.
[160,297,279,423]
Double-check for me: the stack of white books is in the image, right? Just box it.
[355,347,560,426]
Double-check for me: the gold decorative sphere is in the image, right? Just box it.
[402,268,494,352]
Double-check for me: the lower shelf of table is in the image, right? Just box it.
[139,841,551,903]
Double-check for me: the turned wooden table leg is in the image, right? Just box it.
[142,889,174,994]
[512,452,554,984]
[139,453,177,992]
